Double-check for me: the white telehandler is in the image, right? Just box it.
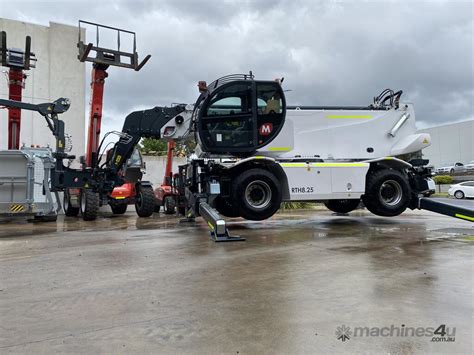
[153,73,471,240]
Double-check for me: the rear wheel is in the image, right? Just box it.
[135,185,155,217]
[324,199,360,214]
[80,189,99,221]
[163,195,176,215]
[111,203,128,214]
[362,169,411,217]
[232,168,282,221]
[454,190,465,199]
[214,196,240,218]
[63,190,79,217]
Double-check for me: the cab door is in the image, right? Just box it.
[199,82,255,154]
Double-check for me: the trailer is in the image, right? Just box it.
[0,147,60,221]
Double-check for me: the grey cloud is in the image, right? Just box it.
[2,0,472,129]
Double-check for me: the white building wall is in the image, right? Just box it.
[142,156,187,186]
[0,19,85,157]
[418,120,474,168]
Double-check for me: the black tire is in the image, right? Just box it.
[362,169,411,217]
[324,199,360,214]
[63,190,79,217]
[163,195,176,215]
[232,168,282,221]
[178,206,186,216]
[214,196,240,218]
[154,204,161,213]
[450,169,454,174]
[80,189,99,221]
[111,203,128,214]
[454,190,465,199]
[135,185,155,217]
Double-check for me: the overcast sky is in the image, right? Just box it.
[2,0,473,134]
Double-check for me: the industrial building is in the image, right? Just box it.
[418,119,474,168]
[0,19,85,157]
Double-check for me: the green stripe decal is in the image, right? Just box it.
[268,147,291,151]
[326,115,372,119]
[281,163,368,167]
[455,213,474,222]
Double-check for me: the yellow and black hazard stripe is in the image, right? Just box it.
[10,204,25,213]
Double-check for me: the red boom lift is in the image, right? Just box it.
[154,140,180,214]
[0,32,37,150]
[63,20,154,221]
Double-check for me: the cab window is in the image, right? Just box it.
[256,83,284,146]
[257,84,283,115]
[205,83,251,117]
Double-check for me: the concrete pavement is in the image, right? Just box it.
[0,209,473,354]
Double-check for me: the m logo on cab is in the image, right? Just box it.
[259,123,273,136]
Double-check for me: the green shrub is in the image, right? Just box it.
[280,202,314,210]
[433,175,453,185]
[140,138,167,155]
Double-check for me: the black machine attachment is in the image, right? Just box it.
[0,31,37,70]
[77,20,151,71]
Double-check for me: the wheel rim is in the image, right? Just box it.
[245,180,272,209]
[379,179,403,207]
[136,191,143,209]
[455,191,464,199]
[64,192,69,210]
[80,192,86,212]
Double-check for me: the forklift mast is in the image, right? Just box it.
[85,63,108,167]
[77,20,151,168]
[0,31,37,150]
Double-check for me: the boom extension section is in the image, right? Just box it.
[105,105,187,175]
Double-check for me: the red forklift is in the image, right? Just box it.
[63,20,155,221]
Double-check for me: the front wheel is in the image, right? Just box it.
[64,190,79,217]
[362,169,411,217]
[135,185,155,217]
[232,168,282,221]
[80,189,99,221]
[163,195,176,215]
[454,190,465,199]
[324,199,360,214]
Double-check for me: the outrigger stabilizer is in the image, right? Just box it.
[412,197,474,223]
[199,202,245,242]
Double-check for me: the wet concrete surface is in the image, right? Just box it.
[0,209,473,354]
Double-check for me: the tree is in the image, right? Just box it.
[140,138,167,155]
